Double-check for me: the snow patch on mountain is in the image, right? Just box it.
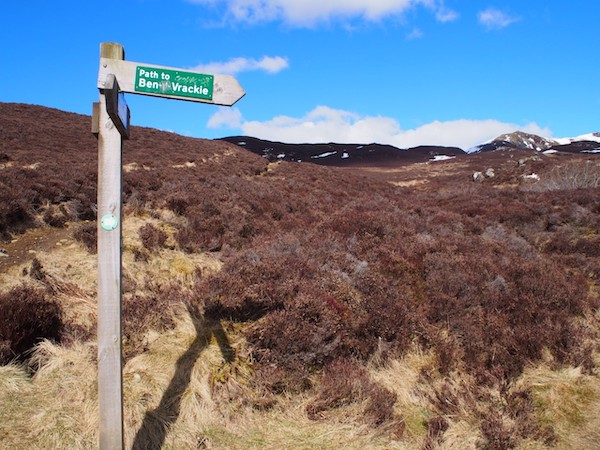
[468,131,600,154]
[554,133,600,145]
[430,155,455,162]
[311,151,337,159]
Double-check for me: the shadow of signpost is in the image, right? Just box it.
[131,306,235,450]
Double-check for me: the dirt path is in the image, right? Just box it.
[0,225,74,273]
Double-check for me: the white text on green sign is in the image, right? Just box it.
[135,66,214,101]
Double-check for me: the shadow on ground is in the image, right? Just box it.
[131,305,234,450]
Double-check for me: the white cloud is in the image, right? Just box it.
[191,56,289,75]
[406,27,424,40]
[435,6,459,23]
[207,107,243,129]
[478,8,521,30]
[238,106,552,149]
[187,0,458,26]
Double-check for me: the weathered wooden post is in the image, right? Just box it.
[96,42,128,450]
[93,41,244,450]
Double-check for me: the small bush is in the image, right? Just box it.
[0,285,63,365]
[306,358,400,428]
[165,195,190,216]
[122,284,189,360]
[138,223,167,251]
[423,240,591,383]
[202,235,316,321]
[73,222,97,253]
[479,410,517,450]
[42,206,68,228]
[423,416,450,450]
[176,211,226,253]
[528,161,600,191]
[245,293,346,390]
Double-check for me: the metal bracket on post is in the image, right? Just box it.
[103,74,130,140]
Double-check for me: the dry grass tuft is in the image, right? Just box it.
[518,360,600,449]
[369,347,436,443]
[0,341,98,449]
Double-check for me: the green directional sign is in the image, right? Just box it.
[134,66,214,101]
[99,57,244,105]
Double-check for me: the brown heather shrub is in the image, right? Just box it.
[73,222,97,253]
[326,208,390,239]
[537,190,600,231]
[477,391,557,450]
[165,194,190,216]
[479,410,517,450]
[201,230,429,390]
[426,378,476,418]
[505,389,558,445]
[41,207,60,226]
[352,268,422,358]
[192,157,600,402]
[424,239,590,382]
[122,284,190,360]
[427,380,556,449]
[200,177,598,392]
[571,235,600,257]
[245,293,347,389]
[176,207,227,253]
[527,160,600,191]
[0,285,63,365]
[0,158,97,239]
[0,197,34,240]
[423,416,450,450]
[123,169,162,203]
[306,358,401,430]
[202,234,318,321]
[138,223,167,250]
[28,257,46,281]
[133,247,150,262]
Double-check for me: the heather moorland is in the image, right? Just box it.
[1,103,600,449]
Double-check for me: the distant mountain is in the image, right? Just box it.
[550,133,600,154]
[219,136,465,166]
[468,131,600,154]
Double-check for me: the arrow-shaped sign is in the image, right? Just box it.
[98,58,245,106]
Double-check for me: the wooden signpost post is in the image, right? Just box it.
[94,42,245,450]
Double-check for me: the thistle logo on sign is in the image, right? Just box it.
[134,66,214,101]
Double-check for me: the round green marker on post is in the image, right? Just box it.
[100,214,119,231]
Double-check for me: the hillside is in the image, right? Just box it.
[468,131,600,154]
[221,131,600,166]
[219,135,465,166]
[2,103,600,449]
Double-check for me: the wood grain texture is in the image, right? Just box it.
[97,42,124,450]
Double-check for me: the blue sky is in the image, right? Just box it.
[1,1,598,149]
